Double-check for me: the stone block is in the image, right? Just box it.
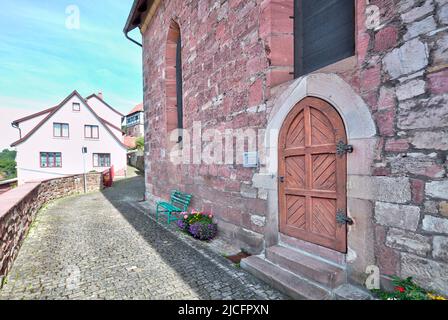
[240,183,257,199]
[422,215,448,234]
[375,202,421,231]
[411,131,448,150]
[440,201,448,217]
[426,180,448,200]
[404,15,437,40]
[236,228,264,254]
[348,176,411,203]
[439,3,448,24]
[386,228,431,256]
[428,69,448,94]
[401,252,448,295]
[396,79,426,100]
[424,200,439,214]
[387,152,444,178]
[398,94,448,129]
[433,236,448,261]
[401,0,434,23]
[383,39,428,79]
[433,34,448,65]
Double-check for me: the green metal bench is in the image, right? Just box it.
[156,190,192,224]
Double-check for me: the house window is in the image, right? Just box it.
[53,123,69,138]
[84,125,99,139]
[127,114,140,126]
[294,0,355,77]
[73,102,80,111]
[93,153,111,167]
[40,152,62,168]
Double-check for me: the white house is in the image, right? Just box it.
[11,90,127,184]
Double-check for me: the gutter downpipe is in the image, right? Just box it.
[125,31,142,47]
[11,122,21,139]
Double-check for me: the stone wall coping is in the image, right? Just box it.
[0,178,18,186]
[0,182,40,221]
[0,173,102,221]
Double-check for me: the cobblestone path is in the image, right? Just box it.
[0,171,286,300]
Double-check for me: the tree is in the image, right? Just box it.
[134,137,144,151]
[0,149,17,180]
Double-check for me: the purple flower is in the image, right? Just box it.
[188,222,218,241]
[176,219,188,231]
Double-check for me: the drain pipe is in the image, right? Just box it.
[11,122,21,139]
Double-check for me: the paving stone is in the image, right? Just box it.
[0,172,285,300]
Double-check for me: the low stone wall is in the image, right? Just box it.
[127,150,144,172]
[0,173,102,283]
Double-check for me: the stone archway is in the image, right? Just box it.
[254,73,377,278]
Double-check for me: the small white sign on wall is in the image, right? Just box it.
[243,152,259,168]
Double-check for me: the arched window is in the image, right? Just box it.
[165,20,183,143]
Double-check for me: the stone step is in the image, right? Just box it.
[241,255,333,300]
[333,284,375,300]
[266,245,346,289]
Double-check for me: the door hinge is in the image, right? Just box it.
[336,141,354,156]
[279,176,285,183]
[336,210,353,225]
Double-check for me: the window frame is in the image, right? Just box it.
[72,102,81,112]
[40,152,62,168]
[93,153,111,167]
[84,125,99,139]
[53,122,69,138]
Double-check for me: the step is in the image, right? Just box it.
[333,284,375,300]
[241,255,332,300]
[266,245,346,289]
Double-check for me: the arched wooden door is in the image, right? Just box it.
[278,97,348,253]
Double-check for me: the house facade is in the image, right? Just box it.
[125,103,145,138]
[11,91,127,184]
[125,0,448,297]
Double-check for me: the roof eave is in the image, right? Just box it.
[124,0,149,34]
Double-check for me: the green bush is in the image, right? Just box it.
[0,149,17,181]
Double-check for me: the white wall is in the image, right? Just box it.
[86,96,123,127]
[15,95,127,184]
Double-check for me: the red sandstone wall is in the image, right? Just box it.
[142,0,448,292]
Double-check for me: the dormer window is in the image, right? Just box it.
[73,102,80,111]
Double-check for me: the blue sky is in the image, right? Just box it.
[0,0,142,115]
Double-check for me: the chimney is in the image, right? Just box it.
[98,91,103,100]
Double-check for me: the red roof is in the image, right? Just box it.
[127,103,143,116]
[124,135,137,149]
[11,90,127,148]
